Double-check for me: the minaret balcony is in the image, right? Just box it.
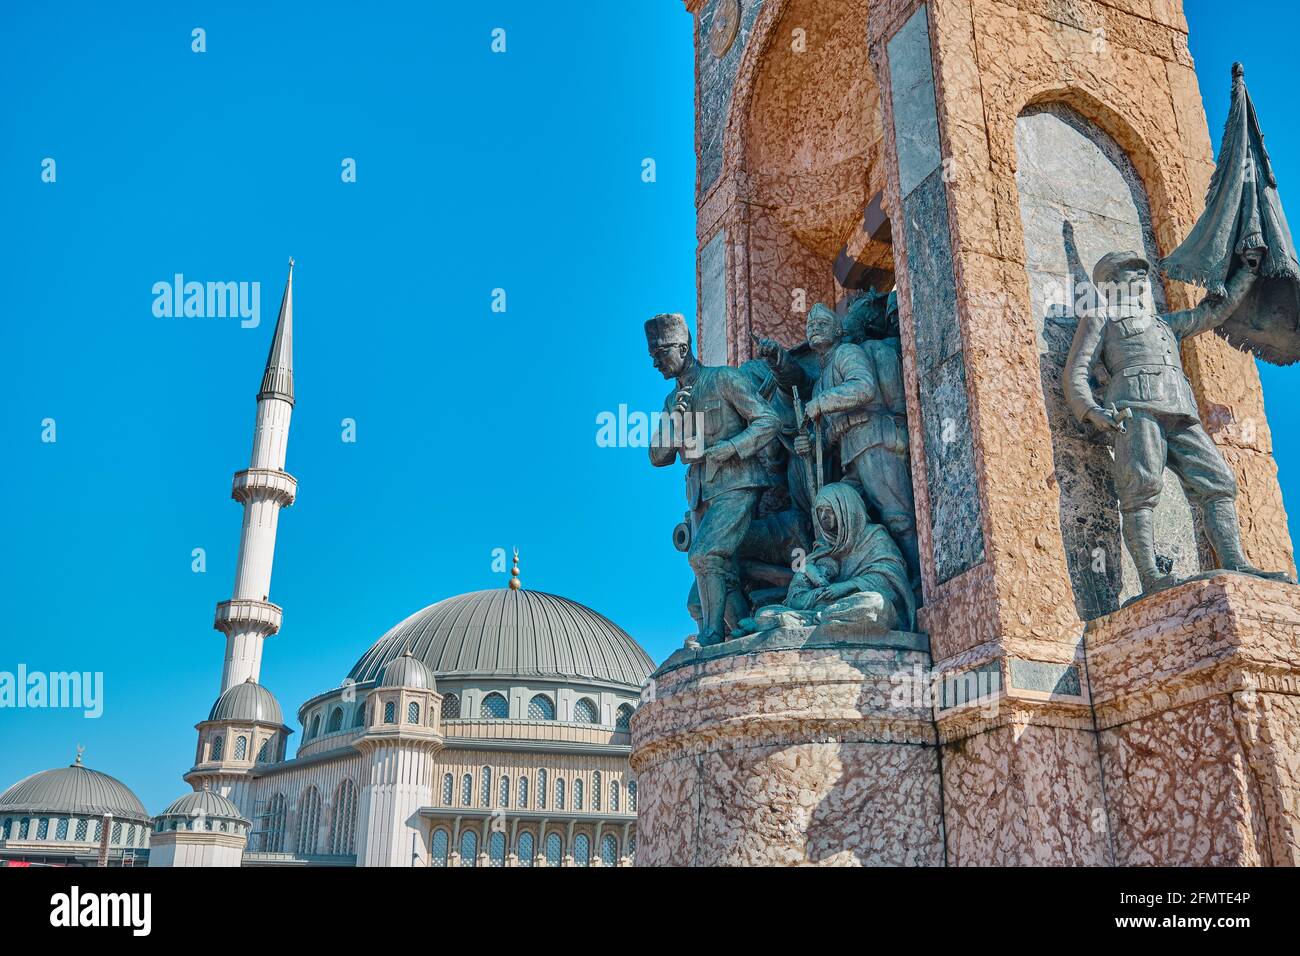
[214,598,283,637]
[231,468,297,507]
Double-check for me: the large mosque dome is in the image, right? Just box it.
[346,588,655,690]
[0,760,148,821]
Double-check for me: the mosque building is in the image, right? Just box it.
[0,263,654,867]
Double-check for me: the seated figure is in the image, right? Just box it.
[736,483,916,636]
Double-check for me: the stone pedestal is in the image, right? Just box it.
[1086,573,1300,866]
[630,627,943,866]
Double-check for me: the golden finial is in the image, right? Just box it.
[508,548,522,590]
[74,744,85,766]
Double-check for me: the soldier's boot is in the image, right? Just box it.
[1203,498,1296,583]
[1122,508,1177,595]
[694,566,730,647]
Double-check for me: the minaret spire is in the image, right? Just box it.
[214,260,299,692]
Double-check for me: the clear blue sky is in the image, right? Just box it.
[0,0,1294,814]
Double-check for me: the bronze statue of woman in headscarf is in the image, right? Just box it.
[736,482,916,636]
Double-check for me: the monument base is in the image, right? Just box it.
[630,626,943,866]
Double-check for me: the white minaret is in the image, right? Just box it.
[214,260,297,693]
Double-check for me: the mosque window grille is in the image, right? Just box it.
[573,697,599,724]
[1,818,11,840]
[383,701,396,724]
[592,771,602,811]
[297,787,322,855]
[441,773,454,806]
[329,779,359,856]
[256,737,271,763]
[441,693,461,719]
[55,817,69,841]
[459,829,478,867]
[407,701,420,724]
[18,818,30,840]
[430,828,450,867]
[528,694,555,721]
[573,833,590,867]
[36,818,49,840]
[210,735,224,761]
[574,778,584,811]
[544,832,563,867]
[481,692,509,719]
[555,777,565,810]
[517,831,535,867]
[327,707,344,733]
[611,780,620,813]
[601,833,618,867]
[111,821,122,844]
[615,703,635,732]
[309,715,321,739]
[461,774,473,807]
[518,776,529,809]
[488,831,506,867]
[537,769,548,809]
[628,833,636,857]
[92,819,102,841]
[480,767,492,806]
[263,793,288,852]
[234,735,248,760]
[628,781,637,811]
[499,776,510,808]
[74,818,87,841]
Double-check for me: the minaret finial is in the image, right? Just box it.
[508,548,522,590]
[74,743,84,766]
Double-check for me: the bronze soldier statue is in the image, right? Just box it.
[1064,250,1292,595]
[647,313,780,647]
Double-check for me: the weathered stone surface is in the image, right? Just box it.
[698,228,729,365]
[695,0,766,195]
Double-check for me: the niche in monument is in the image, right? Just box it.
[1014,103,1208,619]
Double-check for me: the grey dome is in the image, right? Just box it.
[208,679,284,725]
[378,651,437,690]
[349,588,654,689]
[158,789,247,823]
[0,762,149,821]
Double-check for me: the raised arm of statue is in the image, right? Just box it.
[1166,265,1259,340]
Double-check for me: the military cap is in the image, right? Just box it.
[1092,251,1151,287]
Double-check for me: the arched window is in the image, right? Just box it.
[297,787,322,855]
[209,735,224,760]
[615,703,635,732]
[329,779,359,856]
[628,833,636,858]
[353,705,366,728]
[481,693,508,719]
[592,771,602,811]
[234,735,248,760]
[91,819,101,841]
[517,831,535,867]
[256,738,271,763]
[573,778,584,810]
[327,707,343,733]
[537,769,548,809]
[430,828,450,867]
[518,776,529,809]
[628,781,638,811]
[545,832,563,867]
[263,793,287,852]
[0,818,10,840]
[111,821,122,844]
[555,777,565,810]
[480,767,492,806]
[459,829,478,867]
[308,715,321,739]
[36,818,49,840]
[573,833,590,867]
[18,818,30,839]
[573,697,599,723]
[441,693,461,719]
[53,817,67,840]
[611,779,620,813]
[74,818,88,841]
[382,701,396,723]
[407,701,420,724]
[601,833,618,867]
[461,774,473,806]
[499,776,510,808]
[488,831,506,867]
[441,773,454,805]
[528,694,555,720]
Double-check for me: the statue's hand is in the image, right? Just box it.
[704,440,737,465]
[756,337,784,366]
[793,433,812,456]
[803,397,824,422]
[1085,406,1126,434]
[673,388,693,416]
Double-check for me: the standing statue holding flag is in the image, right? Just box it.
[1064,63,1297,599]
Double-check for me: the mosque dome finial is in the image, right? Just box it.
[508,548,521,590]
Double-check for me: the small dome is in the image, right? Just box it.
[0,761,148,822]
[349,588,654,689]
[208,679,284,725]
[378,651,437,690]
[157,789,247,823]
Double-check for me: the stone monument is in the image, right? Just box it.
[632,0,1300,866]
